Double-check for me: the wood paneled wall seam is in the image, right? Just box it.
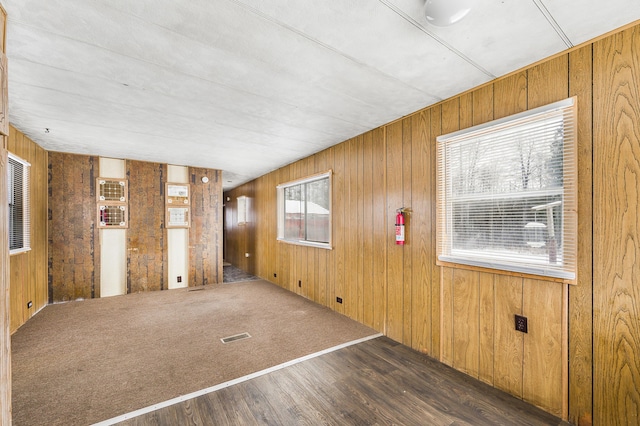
[1,135,11,426]
[224,21,640,424]
[593,25,640,426]
[1,5,11,420]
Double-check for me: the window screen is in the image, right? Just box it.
[437,97,577,280]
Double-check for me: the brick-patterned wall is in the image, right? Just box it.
[127,161,167,293]
[189,168,223,286]
[48,152,99,302]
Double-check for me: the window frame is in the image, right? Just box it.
[277,170,332,249]
[237,195,248,225]
[436,97,577,282]
[8,153,31,255]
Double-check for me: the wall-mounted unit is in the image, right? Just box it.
[166,183,190,228]
[96,178,128,228]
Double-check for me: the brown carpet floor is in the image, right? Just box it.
[11,280,377,426]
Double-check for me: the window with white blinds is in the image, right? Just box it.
[8,153,31,254]
[437,97,577,281]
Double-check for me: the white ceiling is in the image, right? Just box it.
[4,1,640,190]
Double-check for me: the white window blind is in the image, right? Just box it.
[437,97,577,280]
[8,153,31,254]
[277,171,332,249]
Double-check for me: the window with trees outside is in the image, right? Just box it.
[8,153,31,254]
[437,97,577,281]
[277,171,331,249]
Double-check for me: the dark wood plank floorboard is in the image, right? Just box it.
[119,336,568,426]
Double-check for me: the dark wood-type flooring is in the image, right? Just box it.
[119,336,568,425]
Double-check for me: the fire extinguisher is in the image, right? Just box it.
[395,208,405,245]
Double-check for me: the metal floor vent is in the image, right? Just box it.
[221,332,251,344]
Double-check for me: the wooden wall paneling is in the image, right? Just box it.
[478,272,495,385]
[439,98,460,365]
[9,253,26,332]
[568,43,594,426]
[259,176,268,280]
[523,279,566,417]
[362,132,374,328]
[527,55,569,109]
[25,139,36,318]
[345,138,358,317]
[314,149,329,306]
[356,135,365,323]
[0,131,10,426]
[291,162,301,294]
[472,86,495,383]
[324,147,336,310]
[263,174,274,282]
[371,128,387,333]
[190,167,222,286]
[402,117,412,346]
[386,121,404,342]
[127,161,165,292]
[411,110,430,354]
[309,157,320,302]
[459,93,473,129]
[523,50,570,420]
[279,167,292,291]
[0,6,5,53]
[333,143,346,314]
[493,275,524,398]
[440,266,454,365]
[302,156,322,301]
[269,172,278,283]
[452,268,480,378]
[295,161,306,296]
[34,146,48,311]
[429,105,442,356]
[593,26,640,425]
[472,84,494,126]
[493,72,528,119]
[252,178,262,278]
[0,54,8,137]
[48,153,97,302]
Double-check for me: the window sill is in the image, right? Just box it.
[436,259,576,285]
[277,238,332,250]
[10,247,31,256]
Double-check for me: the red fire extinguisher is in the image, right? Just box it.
[395,208,405,245]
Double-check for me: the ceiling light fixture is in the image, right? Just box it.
[424,0,473,27]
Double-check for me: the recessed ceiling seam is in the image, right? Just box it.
[377,0,496,80]
[225,0,441,100]
[7,20,370,130]
[532,0,574,48]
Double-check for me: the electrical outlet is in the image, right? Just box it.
[274,273,277,278]
[27,301,33,309]
[515,315,528,333]
[177,276,182,283]
[298,280,301,287]
[336,297,343,304]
